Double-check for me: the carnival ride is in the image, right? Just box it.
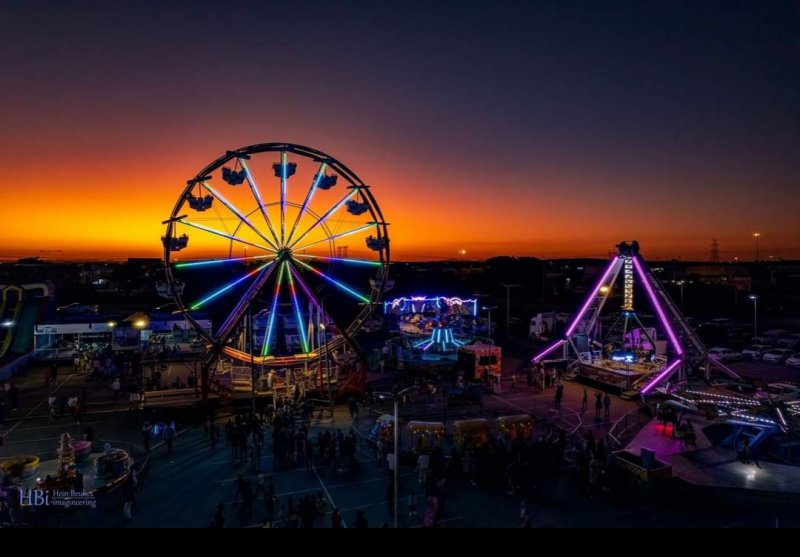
[531,241,740,395]
[162,143,390,401]
[385,296,482,342]
[667,387,800,457]
[0,283,51,362]
[0,285,23,358]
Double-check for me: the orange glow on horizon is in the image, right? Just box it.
[1,138,797,263]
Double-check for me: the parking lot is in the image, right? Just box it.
[725,360,799,384]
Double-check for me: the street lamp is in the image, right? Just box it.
[749,295,759,338]
[500,283,518,336]
[374,386,418,529]
[675,280,685,310]
[319,298,334,420]
[249,305,256,414]
[753,233,761,262]
[482,305,497,339]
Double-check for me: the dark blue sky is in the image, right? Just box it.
[1,0,797,259]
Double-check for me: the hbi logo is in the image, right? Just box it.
[19,488,49,506]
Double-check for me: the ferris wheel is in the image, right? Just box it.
[162,143,390,368]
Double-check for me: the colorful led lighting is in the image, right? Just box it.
[262,261,286,356]
[174,254,274,268]
[639,360,681,395]
[632,256,684,356]
[293,258,370,303]
[287,263,322,313]
[288,190,358,250]
[293,222,376,252]
[181,220,275,253]
[286,162,327,246]
[239,157,281,247]
[280,151,287,245]
[532,339,565,362]
[293,254,381,266]
[565,257,620,337]
[286,263,310,353]
[201,181,278,250]
[189,261,273,310]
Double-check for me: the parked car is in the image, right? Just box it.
[753,329,789,346]
[707,347,742,363]
[778,333,800,349]
[786,355,800,369]
[740,345,772,361]
[761,348,795,364]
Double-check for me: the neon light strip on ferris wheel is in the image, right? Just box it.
[280,151,287,245]
[286,263,310,354]
[287,262,322,312]
[262,261,286,356]
[239,157,281,247]
[200,181,278,250]
[174,254,274,268]
[293,258,370,303]
[293,254,382,266]
[287,189,358,250]
[293,222,376,252]
[189,261,273,310]
[180,220,276,254]
[286,162,327,246]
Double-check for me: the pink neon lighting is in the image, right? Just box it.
[532,339,565,362]
[640,360,680,395]
[632,257,684,356]
[565,257,620,337]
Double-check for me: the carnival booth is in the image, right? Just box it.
[453,418,490,449]
[407,421,445,451]
[458,344,502,380]
[497,414,534,442]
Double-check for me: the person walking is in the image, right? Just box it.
[603,392,611,420]
[595,391,603,420]
[164,421,177,454]
[581,388,588,412]
[510,374,516,392]
[554,382,563,410]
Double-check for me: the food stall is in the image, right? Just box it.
[458,344,502,380]
[407,421,445,451]
[453,418,490,449]
[497,414,534,441]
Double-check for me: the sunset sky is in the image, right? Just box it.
[0,1,797,262]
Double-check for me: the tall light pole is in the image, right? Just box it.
[320,298,333,420]
[749,295,759,338]
[753,232,761,262]
[375,386,417,529]
[676,280,685,311]
[500,284,518,337]
[249,305,256,413]
[482,305,497,339]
